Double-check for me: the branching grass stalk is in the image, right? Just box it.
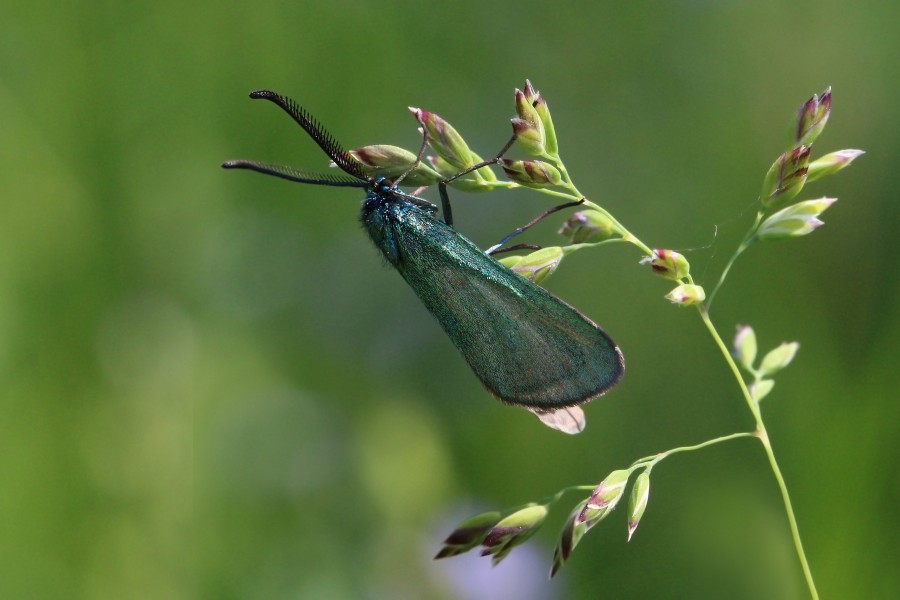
[538,151,818,598]
[705,211,764,309]
[424,83,849,597]
[542,150,654,255]
[699,308,819,599]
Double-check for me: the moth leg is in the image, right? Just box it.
[439,133,518,227]
[393,123,431,188]
[486,199,585,255]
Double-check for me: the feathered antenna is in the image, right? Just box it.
[247,90,370,182]
[221,91,373,188]
[221,159,367,188]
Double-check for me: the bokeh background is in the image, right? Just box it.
[2,1,897,598]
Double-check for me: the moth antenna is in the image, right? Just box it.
[249,90,370,182]
[222,160,367,188]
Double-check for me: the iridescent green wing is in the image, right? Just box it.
[389,205,624,409]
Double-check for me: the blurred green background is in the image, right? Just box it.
[2,0,897,598]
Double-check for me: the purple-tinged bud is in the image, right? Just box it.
[665,283,706,306]
[511,118,544,156]
[499,247,564,285]
[805,149,864,183]
[480,504,548,566]
[345,144,441,185]
[756,197,836,240]
[425,153,458,178]
[523,79,540,103]
[627,471,651,542]
[533,96,559,155]
[501,159,562,187]
[523,79,559,155]
[513,87,546,155]
[640,249,690,281]
[749,378,775,402]
[761,145,811,208]
[529,406,586,434]
[410,107,475,170]
[473,155,498,182]
[578,469,630,528]
[559,210,620,243]
[758,342,799,377]
[435,511,502,559]
[515,88,541,126]
[795,87,831,146]
[551,500,589,578]
[425,155,483,192]
[733,324,758,372]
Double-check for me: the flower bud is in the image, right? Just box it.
[410,107,475,171]
[513,87,546,155]
[515,88,542,129]
[627,471,651,541]
[805,149,864,183]
[525,80,559,155]
[426,153,458,178]
[426,155,485,192]
[795,87,831,146]
[761,145,811,208]
[511,118,544,156]
[733,324,758,372]
[750,378,775,402]
[756,197,836,240]
[758,341,799,376]
[529,406,586,434]
[499,247,564,284]
[500,159,562,186]
[578,469,630,528]
[345,144,442,185]
[665,283,706,306]
[480,504,548,565]
[522,79,540,103]
[434,511,501,559]
[640,249,690,281]
[551,500,589,578]
[559,210,620,243]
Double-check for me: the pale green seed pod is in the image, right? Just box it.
[627,471,651,541]
[758,342,800,376]
[733,325,758,372]
[805,149,864,183]
[665,284,706,306]
[750,379,775,402]
[757,198,836,240]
